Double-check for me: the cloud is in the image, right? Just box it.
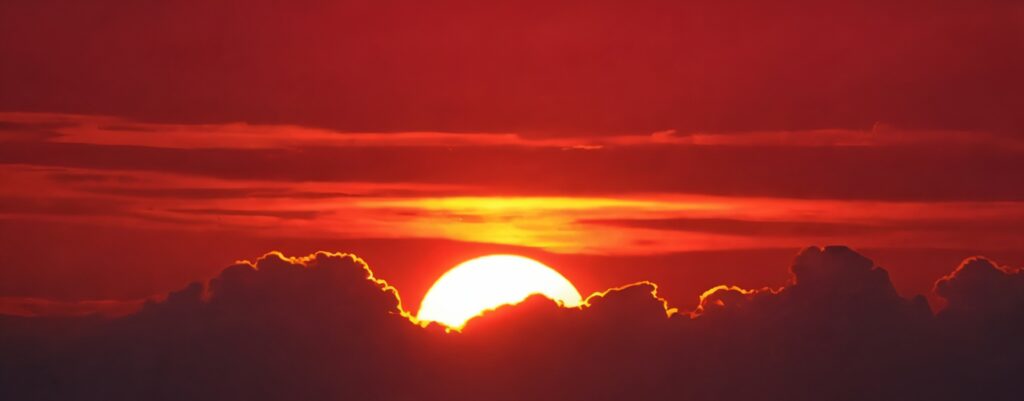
[9,113,1024,151]
[0,297,143,317]
[934,257,1024,318]
[167,208,324,220]
[582,217,889,237]
[2,246,1023,401]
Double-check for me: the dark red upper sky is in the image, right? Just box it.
[2,0,1022,134]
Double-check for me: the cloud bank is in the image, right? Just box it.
[2,246,1023,401]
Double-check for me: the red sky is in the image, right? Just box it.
[1,0,1023,317]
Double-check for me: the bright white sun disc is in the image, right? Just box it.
[416,254,582,329]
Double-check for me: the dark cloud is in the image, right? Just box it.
[168,208,324,220]
[46,172,142,184]
[934,257,1024,318]
[0,297,143,318]
[2,246,1023,400]
[0,196,133,217]
[583,217,889,237]
[585,217,1024,240]
[82,186,362,200]
[929,258,1024,397]
[0,121,64,142]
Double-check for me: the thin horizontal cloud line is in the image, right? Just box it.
[3,112,1021,150]
[168,208,324,220]
[0,296,146,317]
[581,217,893,237]
[581,216,1024,239]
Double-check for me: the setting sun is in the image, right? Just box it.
[417,255,583,329]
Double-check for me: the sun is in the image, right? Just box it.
[417,254,583,329]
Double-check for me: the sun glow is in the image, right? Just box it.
[416,255,583,329]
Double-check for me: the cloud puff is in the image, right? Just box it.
[934,256,1024,318]
[929,257,1024,397]
[2,246,1023,401]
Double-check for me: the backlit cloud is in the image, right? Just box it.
[2,246,1022,400]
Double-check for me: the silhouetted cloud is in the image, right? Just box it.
[2,246,1023,401]
[935,257,1024,318]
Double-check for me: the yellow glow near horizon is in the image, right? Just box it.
[358,196,687,212]
[416,255,583,329]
